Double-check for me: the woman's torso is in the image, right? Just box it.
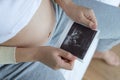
[1,0,55,47]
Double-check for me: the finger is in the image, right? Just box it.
[90,10,97,23]
[59,49,77,61]
[89,11,98,28]
[81,15,95,29]
[60,58,75,70]
[86,10,98,29]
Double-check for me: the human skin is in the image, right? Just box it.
[0,0,97,70]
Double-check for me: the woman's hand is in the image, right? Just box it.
[55,0,97,29]
[65,3,97,29]
[16,46,76,70]
[34,46,76,70]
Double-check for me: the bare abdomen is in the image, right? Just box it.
[1,0,56,47]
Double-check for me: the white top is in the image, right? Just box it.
[0,0,42,43]
[97,0,120,6]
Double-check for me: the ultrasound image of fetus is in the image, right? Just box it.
[63,28,82,48]
[61,22,97,59]
[61,26,86,59]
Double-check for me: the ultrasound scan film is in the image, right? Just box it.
[61,22,97,60]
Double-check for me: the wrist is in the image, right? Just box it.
[32,46,46,62]
[55,0,71,4]
[55,0,73,10]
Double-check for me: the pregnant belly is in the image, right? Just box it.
[1,0,55,47]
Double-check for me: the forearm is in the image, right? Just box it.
[15,47,38,63]
[0,46,40,64]
[0,46,76,69]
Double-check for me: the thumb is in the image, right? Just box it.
[59,51,76,70]
[60,51,77,61]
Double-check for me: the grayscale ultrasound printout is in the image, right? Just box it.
[61,22,97,60]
